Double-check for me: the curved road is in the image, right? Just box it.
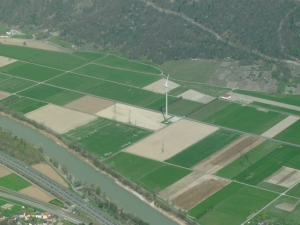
[0,151,119,225]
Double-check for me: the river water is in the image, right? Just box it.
[0,115,177,225]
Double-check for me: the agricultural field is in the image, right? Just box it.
[178,82,231,97]
[0,56,17,68]
[231,144,300,186]
[63,118,152,157]
[274,120,300,145]
[179,89,215,104]
[188,182,278,225]
[1,62,63,82]
[0,95,47,114]
[74,64,160,87]
[105,152,191,191]
[95,55,161,74]
[0,173,31,191]
[18,84,84,105]
[0,73,11,82]
[169,86,190,96]
[46,73,176,110]
[143,78,180,94]
[251,101,300,116]
[249,196,300,224]
[166,129,241,168]
[233,89,300,107]
[0,44,87,70]
[159,60,220,83]
[287,183,300,198]
[73,51,107,61]
[188,99,231,121]
[162,98,204,117]
[0,77,36,93]
[203,103,287,134]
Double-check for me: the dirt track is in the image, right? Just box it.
[0,37,70,53]
[65,95,114,114]
[126,119,218,161]
[193,135,265,174]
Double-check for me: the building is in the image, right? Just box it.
[221,94,231,100]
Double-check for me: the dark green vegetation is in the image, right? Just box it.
[162,98,203,117]
[231,144,300,186]
[0,74,10,82]
[74,64,160,87]
[216,141,280,179]
[0,77,36,93]
[234,89,300,107]
[203,103,287,134]
[168,86,189,96]
[49,198,65,208]
[251,101,300,116]
[0,44,86,70]
[160,60,220,83]
[46,73,176,110]
[250,196,300,225]
[188,99,230,121]
[1,62,62,82]
[166,130,241,168]
[18,84,84,105]
[0,95,46,114]
[0,128,44,165]
[96,55,161,74]
[73,51,107,61]
[274,120,300,145]
[63,118,152,157]
[188,182,278,225]
[287,183,300,198]
[0,173,31,191]
[105,152,191,191]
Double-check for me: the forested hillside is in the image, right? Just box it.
[0,0,299,64]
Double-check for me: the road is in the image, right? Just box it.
[0,151,119,225]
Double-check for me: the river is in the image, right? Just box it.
[0,115,178,225]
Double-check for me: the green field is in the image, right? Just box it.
[203,103,287,134]
[0,173,31,191]
[169,86,189,96]
[73,51,107,61]
[63,118,152,157]
[233,89,300,107]
[1,62,62,82]
[0,73,11,82]
[18,84,84,105]
[274,120,300,145]
[74,64,160,87]
[0,44,87,70]
[162,98,203,116]
[249,196,300,224]
[231,144,300,186]
[46,73,176,110]
[96,55,161,74]
[159,60,220,83]
[216,140,281,179]
[0,95,47,114]
[188,182,278,225]
[251,101,300,116]
[105,152,191,191]
[188,100,231,121]
[0,77,36,93]
[287,183,300,198]
[166,129,241,168]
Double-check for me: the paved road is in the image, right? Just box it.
[0,152,119,225]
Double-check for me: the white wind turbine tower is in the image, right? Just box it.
[165,74,169,118]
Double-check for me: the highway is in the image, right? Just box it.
[0,151,119,225]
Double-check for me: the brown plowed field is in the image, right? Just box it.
[19,186,54,202]
[193,135,265,174]
[0,165,11,178]
[0,56,16,68]
[172,177,229,210]
[0,91,10,100]
[265,166,300,188]
[65,95,114,114]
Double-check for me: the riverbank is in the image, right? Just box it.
[0,112,187,225]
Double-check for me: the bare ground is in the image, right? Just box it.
[265,166,300,188]
[126,119,219,161]
[32,163,68,188]
[143,78,179,94]
[275,200,300,212]
[65,95,114,114]
[179,89,215,104]
[0,38,70,53]
[0,91,10,100]
[193,135,265,174]
[1,203,14,209]
[19,185,54,202]
[0,56,16,68]
[96,103,169,130]
[26,104,96,134]
[0,165,12,178]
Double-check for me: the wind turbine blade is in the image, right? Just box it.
[165,74,169,88]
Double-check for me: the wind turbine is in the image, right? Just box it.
[165,74,169,118]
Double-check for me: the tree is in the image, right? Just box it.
[23,41,26,46]
[61,164,68,174]
[96,186,101,196]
